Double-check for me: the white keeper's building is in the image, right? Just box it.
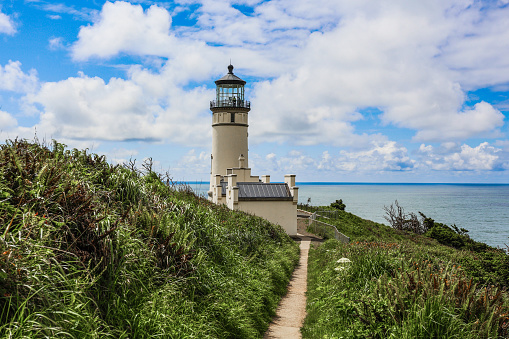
[208,64,298,235]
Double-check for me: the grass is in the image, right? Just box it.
[302,206,509,338]
[0,138,300,338]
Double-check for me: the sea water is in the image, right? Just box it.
[189,182,509,249]
[298,183,509,250]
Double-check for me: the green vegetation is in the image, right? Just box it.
[301,205,509,338]
[0,139,299,338]
[383,200,495,253]
[299,204,407,243]
[330,199,345,211]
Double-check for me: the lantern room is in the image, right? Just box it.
[210,64,250,109]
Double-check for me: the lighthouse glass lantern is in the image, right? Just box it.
[211,64,250,109]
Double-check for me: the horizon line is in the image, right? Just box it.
[175,181,509,185]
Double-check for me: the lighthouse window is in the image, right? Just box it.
[231,113,235,123]
[217,84,244,107]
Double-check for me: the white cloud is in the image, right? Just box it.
[242,0,508,145]
[0,110,17,130]
[418,142,507,171]
[266,152,276,160]
[438,4,509,89]
[179,149,209,166]
[48,37,65,50]
[0,11,16,35]
[29,74,157,141]
[25,65,213,146]
[71,1,224,83]
[317,151,332,170]
[495,140,509,152]
[39,3,96,21]
[252,140,415,177]
[72,1,176,60]
[108,147,139,165]
[64,0,508,148]
[5,0,508,183]
[336,141,415,172]
[0,61,38,93]
[171,149,210,177]
[411,102,504,141]
[279,151,315,172]
[251,149,316,174]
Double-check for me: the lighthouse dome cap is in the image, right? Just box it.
[215,64,246,85]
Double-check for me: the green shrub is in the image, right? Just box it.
[426,223,467,249]
[330,199,346,211]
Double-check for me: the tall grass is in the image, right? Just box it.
[0,139,299,338]
[303,238,509,338]
[309,208,509,286]
[303,206,509,338]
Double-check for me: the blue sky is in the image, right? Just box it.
[1,0,509,183]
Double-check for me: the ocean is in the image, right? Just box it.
[188,182,509,250]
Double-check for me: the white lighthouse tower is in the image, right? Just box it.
[210,64,250,180]
[208,64,298,236]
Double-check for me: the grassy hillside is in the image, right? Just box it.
[301,207,509,338]
[0,139,299,338]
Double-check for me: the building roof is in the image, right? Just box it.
[221,182,293,201]
[215,64,246,86]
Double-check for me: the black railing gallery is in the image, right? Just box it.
[210,100,251,109]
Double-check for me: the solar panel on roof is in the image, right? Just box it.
[220,182,293,200]
[238,183,292,200]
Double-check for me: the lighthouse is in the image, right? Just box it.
[208,64,298,236]
[210,64,250,180]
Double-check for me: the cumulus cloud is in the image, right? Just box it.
[418,142,507,171]
[252,140,415,177]
[317,151,333,170]
[275,150,315,173]
[35,77,140,138]
[5,0,509,182]
[72,1,176,60]
[64,0,509,147]
[0,61,38,93]
[170,149,210,178]
[0,11,16,35]
[25,65,213,146]
[0,110,17,130]
[71,1,224,83]
[336,141,415,172]
[247,1,506,145]
[438,4,509,89]
[29,74,157,141]
[412,102,504,141]
[250,149,316,175]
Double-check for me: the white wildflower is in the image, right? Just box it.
[336,257,352,264]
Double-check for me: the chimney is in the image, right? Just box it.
[238,154,246,168]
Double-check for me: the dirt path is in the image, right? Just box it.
[263,235,311,339]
